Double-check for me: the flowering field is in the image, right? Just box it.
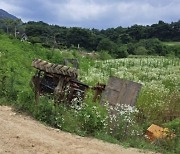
[81,57,179,87]
[80,57,180,123]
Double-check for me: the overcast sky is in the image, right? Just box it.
[0,0,179,29]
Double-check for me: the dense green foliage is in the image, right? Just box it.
[0,19,180,57]
[0,32,180,153]
[22,20,180,57]
[0,18,22,37]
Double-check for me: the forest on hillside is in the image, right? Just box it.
[0,19,180,57]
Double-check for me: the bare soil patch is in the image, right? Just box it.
[0,106,153,154]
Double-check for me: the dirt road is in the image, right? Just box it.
[0,106,152,154]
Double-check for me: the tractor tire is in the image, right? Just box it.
[32,59,78,78]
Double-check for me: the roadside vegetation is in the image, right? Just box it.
[0,30,180,154]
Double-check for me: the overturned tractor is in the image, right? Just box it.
[32,59,89,104]
[31,59,142,108]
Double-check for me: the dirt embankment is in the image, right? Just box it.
[0,106,153,154]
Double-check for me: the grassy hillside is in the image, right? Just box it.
[0,34,60,101]
[163,42,180,46]
[0,33,91,101]
[0,33,180,153]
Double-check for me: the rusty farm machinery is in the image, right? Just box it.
[31,59,142,108]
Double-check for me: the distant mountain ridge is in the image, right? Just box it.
[0,9,18,20]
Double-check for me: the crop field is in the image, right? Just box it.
[79,58,180,153]
[81,57,180,87]
[80,57,180,123]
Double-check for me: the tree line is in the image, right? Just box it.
[0,18,22,37]
[0,19,180,57]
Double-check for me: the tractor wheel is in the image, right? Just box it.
[32,59,78,78]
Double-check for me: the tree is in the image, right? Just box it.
[2,19,13,34]
[119,33,132,44]
[138,38,167,55]
[127,43,136,55]
[98,50,112,60]
[134,46,148,55]
[115,45,129,58]
[66,27,93,50]
[12,19,22,38]
[0,18,22,37]
[127,24,145,41]
[97,38,117,53]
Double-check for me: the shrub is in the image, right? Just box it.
[98,50,112,60]
[33,97,56,125]
[77,98,108,135]
[108,104,143,141]
[97,38,117,53]
[116,45,129,58]
[29,36,41,44]
[134,46,148,55]
[164,118,180,135]
[16,90,35,112]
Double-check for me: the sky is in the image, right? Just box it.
[0,0,179,29]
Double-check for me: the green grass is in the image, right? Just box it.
[0,33,180,154]
[163,42,180,46]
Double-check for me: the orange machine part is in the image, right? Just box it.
[145,124,174,141]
